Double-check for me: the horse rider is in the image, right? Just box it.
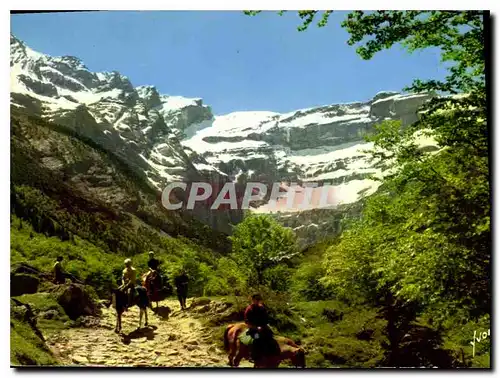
[120,258,137,310]
[174,269,189,310]
[53,256,65,284]
[147,251,160,277]
[244,293,278,362]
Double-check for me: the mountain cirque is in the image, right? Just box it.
[10,34,438,243]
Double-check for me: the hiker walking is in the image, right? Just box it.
[174,269,189,310]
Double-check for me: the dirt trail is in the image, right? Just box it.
[46,298,252,367]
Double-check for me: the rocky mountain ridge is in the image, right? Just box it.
[10,34,438,242]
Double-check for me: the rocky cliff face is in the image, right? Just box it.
[10,34,438,243]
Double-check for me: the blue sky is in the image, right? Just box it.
[11,11,448,115]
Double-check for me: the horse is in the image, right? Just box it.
[111,286,150,333]
[142,270,162,310]
[223,322,306,368]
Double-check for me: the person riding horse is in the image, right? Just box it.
[244,293,279,362]
[120,258,137,311]
[143,251,162,308]
[147,251,160,273]
[146,251,161,285]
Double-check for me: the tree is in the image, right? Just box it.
[245,11,486,92]
[244,10,333,31]
[327,12,487,322]
[245,9,490,326]
[230,214,298,286]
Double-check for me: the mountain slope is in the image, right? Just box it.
[11,107,230,254]
[10,34,438,242]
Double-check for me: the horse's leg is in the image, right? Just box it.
[228,344,236,367]
[233,343,243,367]
[233,351,243,368]
[139,308,143,329]
[144,307,148,327]
[116,312,122,333]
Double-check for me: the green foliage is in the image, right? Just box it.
[290,259,333,301]
[440,314,490,367]
[14,293,71,334]
[10,215,227,299]
[11,216,123,297]
[342,11,486,95]
[10,11,491,368]
[244,10,489,366]
[10,294,68,366]
[261,265,293,293]
[244,10,333,32]
[245,11,486,95]
[230,214,299,286]
[273,299,386,368]
[203,257,247,296]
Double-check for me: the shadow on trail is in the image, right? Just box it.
[120,325,158,345]
[153,306,172,320]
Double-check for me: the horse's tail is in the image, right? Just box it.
[295,348,306,368]
[111,290,117,309]
[224,324,232,352]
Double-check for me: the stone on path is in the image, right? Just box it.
[71,355,89,364]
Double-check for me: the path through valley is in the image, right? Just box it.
[46,298,252,367]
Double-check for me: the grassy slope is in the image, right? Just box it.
[10,293,69,366]
[10,108,230,256]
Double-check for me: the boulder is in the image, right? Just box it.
[189,297,212,309]
[210,308,245,326]
[38,309,60,320]
[193,304,211,314]
[50,283,100,320]
[73,315,101,328]
[10,273,40,297]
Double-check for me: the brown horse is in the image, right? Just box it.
[142,271,162,310]
[224,323,306,368]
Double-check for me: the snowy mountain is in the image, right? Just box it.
[10,34,438,242]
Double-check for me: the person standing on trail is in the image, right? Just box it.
[174,269,189,310]
[53,256,65,284]
[244,293,278,362]
[121,258,137,310]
